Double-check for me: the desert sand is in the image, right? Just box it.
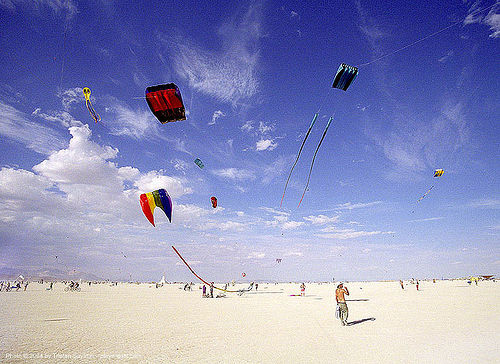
[1,280,499,363]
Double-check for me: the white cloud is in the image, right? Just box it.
[303,214,340,225]
[334,201,382,210]
[32,108,82,128]
[247,252,265,259]
[0,101,65,154]
[166,4,262,104]
[212,168,256,181]
[171,159,190,173]
[241,120,253,132]
[209,110,225,126]
[106,98,157,139]
[256,139,277,151]
[258,121,273,134]
[57,87,83,111]
[259,207,289,216]
[282,221,305,230]
[1,0,77,20]
[134,171,192,199]
[0,123,197,252]
[33,125,121,187]
[463,3,500,37]
[262,155,290,184]
[468,198,500,209]
[484,6,500,38]
[262,208,303,230]
[438,50,454,63]
[284,251,303,257]
[317,226,393,240]
[464,1,483,25]
[408,217,444,223]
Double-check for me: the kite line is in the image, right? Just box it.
[357,2,499,67]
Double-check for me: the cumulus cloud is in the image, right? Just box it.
[0,122,200,262]
[134,171,192,199]
[255,139,277,151]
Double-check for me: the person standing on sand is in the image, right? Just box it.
[336,283,349,326]
[202,284,206,297]
[416,280,419,291]
[400,280,404,289]
[210,282,214,298]
[300,283,306,296]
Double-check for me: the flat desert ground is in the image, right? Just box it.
[1,280,499,363]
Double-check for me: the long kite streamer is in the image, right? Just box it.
[172,246,252,294]
[298,116,334,207]
[280,113,318,207]
[83,87,101,123]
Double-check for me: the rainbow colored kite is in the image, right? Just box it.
[140,189,172,226]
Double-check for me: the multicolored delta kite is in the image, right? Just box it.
[140,189,172,226]
[145,83,186,123]
[433,169,444,177]
[413,169,445,210]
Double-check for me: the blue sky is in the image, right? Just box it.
[0,0,498,282]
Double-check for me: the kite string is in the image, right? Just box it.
[58,21,69,89]
[357,2,498,67]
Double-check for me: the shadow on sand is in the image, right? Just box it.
[44,318,69,322]
[347,317,375,326]
[346,299,369,301]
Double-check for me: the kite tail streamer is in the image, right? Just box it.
[416,185,434,203]
[298,116,334,207]
[280,113,318,207]
[411,185,435,213]
[85,99,101,123]
[171,246,242,293]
